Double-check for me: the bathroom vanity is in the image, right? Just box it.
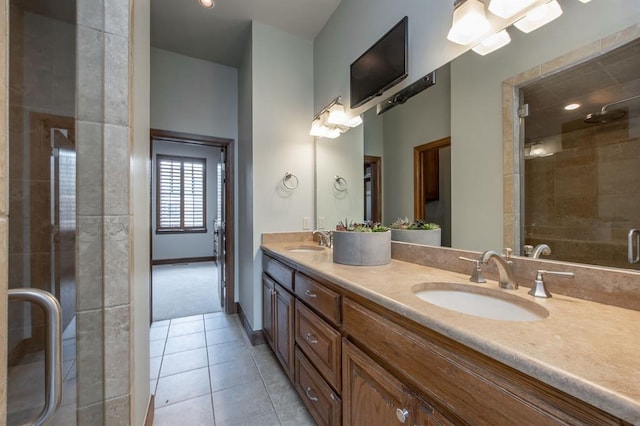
[261,238,640,425]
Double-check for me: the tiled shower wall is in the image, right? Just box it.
[75,0,132,424]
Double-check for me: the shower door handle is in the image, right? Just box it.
[628,229,640,264]
[8,288,63,426]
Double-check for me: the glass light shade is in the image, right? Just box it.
[199,0,215,8]
[488,0,537,19]
[327,103,348,125]
[472,29,511,55]
[514,0,563,33]
[309,118,324,136]
[578,0,591,3]
[344,115,363,128]
[447,0,491,45]
[324,127,341,139]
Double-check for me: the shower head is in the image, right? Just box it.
[584,93,640,124]
[584,108,626,124]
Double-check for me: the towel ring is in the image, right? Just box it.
[282,172,299,190]
[333,175,347,192]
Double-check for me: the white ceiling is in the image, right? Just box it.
[150,0,342,68]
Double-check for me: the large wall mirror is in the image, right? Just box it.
[315,1,640,271]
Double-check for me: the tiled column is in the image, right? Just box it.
[76,0,132,424]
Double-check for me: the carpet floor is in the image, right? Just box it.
[152,262,221,321]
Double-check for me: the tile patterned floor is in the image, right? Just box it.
[151,312,315,426]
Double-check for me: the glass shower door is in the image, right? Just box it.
[7,0,77,424]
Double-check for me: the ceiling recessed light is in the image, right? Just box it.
[199,0,215,8]
[564,103,581,110]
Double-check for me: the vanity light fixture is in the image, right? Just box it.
[578,0,592,3]
[514,0,563,33]
[488,0,537,19]
[564,103,581,110]
[310,97,362,139]
[447,0,491,45]
[199,0,215,8]
[472,29,511,55]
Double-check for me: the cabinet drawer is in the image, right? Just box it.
[343,298,623,425]
[263,255,294,292]
[295,300,341,391]
[295,272,341,325]
[295,348,342,426]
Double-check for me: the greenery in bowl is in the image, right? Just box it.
[336,219,389,232]
[389,217,440,230]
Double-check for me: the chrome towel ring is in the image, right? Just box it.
[282,172,299,190]
[334,175,347,192]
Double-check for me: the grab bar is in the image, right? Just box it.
[629,229,640,264]
[8,288,62,426]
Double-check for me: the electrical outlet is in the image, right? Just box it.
[318,217,326,229]
[303,217,310,230]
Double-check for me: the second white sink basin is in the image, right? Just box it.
[286,245,326,253]
[412,282,549,322]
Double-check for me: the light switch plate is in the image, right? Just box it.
[303,217,310,230]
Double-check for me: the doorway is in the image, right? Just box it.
[414,137,452,247]
[364,156,382,223]
[150,129,235,322]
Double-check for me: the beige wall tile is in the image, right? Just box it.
[104,305,130,399]
[77,121,104,216]
[78,401,104,426]
[104,34,129,126]
[77,26,104,122]
[104,124,130,216]
[77,216,104,311]
[104,215,129,307]
[77,309,105,408]
[105,0,130,37]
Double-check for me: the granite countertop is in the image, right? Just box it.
[261,241,640,424]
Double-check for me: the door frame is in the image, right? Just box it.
[149,129,236,319]
[413,137,451,221]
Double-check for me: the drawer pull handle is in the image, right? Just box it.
[304,289,317,298]
[305,386,319,402]
[306,333,318,345]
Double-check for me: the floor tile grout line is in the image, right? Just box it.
[202,314,218,425]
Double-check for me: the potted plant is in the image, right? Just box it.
[389,218,441,246]
[333,220,391,266]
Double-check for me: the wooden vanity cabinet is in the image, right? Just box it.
[342,298,627,426]
[295,347,342,426]
[261,254,295,381]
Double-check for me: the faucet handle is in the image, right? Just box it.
[459,256,486,283]
[529,269,574,298]
[502,247,513,260]
[523,245,534,257]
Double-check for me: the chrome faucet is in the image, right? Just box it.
[312,230,332,248]
[479,249,518,289]
[523,243,551,258]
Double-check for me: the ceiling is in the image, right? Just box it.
[523,38,640,142]
[150,0,342,68]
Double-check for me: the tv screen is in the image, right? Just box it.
[350,17,408,109]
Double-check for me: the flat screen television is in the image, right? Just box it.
[350,16,408,109]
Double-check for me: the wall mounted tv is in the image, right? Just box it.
[350,16,408,109]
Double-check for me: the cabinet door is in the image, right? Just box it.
[343,339,413,426]
[275,283,295,381]
[262,274,275,350]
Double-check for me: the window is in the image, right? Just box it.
[156,155,206,233]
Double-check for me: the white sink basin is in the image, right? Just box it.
[286,245,326,253]
[412,282,548,322]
